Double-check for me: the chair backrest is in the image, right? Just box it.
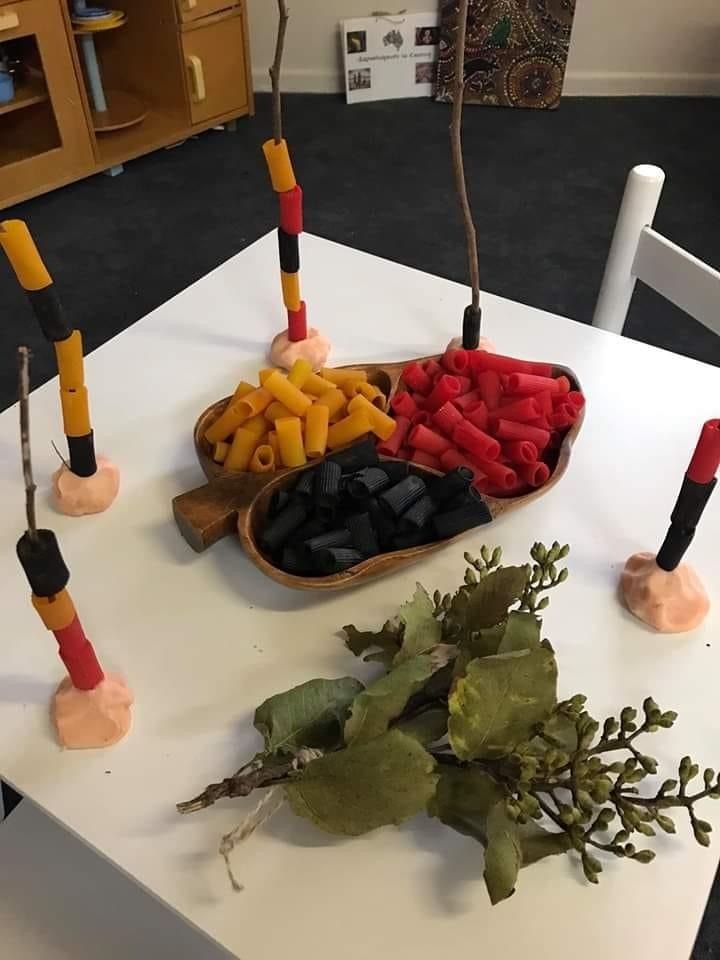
[592,165,720,337]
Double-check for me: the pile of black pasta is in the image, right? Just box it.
[258,438,492,577]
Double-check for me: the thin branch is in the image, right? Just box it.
[450,0,480,312]
[17,347,38,541]
[269,0,289,144]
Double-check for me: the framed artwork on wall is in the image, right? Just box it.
[435,0,577,110]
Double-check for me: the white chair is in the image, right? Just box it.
[592,164,720,337]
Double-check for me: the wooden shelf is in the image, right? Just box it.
[92,89,146,132]
[0,76,48,117]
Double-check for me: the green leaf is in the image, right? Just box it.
[343,619,402,665]
[518,821,572,866]
[465,566,529,631]
[396,706,449,745]
[429,766,502,842]
[285,730,437,836]
[489,15,511,48]
[449,648,558,760]
[344,655,436,746]
[497,611,541,654]
[454,622,508,677]
[254,677,365,754]
[484,801,521,904]
[394,584,442,663]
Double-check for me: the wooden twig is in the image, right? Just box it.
[450,0,481,312]
[17,346,38,541]
[269,0,289,145]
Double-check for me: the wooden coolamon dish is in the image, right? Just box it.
[436,0,577,110]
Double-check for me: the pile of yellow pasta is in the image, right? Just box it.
[204,359,396,473]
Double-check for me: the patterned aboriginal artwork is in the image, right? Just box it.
[436,0,576,110]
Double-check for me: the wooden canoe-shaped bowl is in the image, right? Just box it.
[172,357,584,589]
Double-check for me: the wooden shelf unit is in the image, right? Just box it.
[0,0,254,209]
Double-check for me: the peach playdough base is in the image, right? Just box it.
[269,328,331,371]
[621,552,710,633]
[446,336,496,354]
[52,672,133,749]
[52,456,120,516]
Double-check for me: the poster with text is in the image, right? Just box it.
[342,13,440,104]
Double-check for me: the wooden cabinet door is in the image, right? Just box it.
[0,0,94,205]
[176,0,239,24]
[182,12,248,125]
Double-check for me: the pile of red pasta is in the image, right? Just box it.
[379,349,585,498]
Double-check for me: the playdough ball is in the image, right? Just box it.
[269,327,331,372]
[446,335,496,354]
[53,672,133,749]
[621,551,710,633]
[52,456,120,516]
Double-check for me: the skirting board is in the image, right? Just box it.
[252,68,720,97]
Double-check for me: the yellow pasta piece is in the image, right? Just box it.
[304,404,329,459]
[321,367,368,386]
[261,138,296,193]
[259,368,279,385]
[326,410,372,450]
[265,400,294,423]
[224,428,258,472]
[287,357,312,389]
[205,399,250,444]
[242,413,269,439]
[313,388,346,419]
[347,394,397,441]
[213,441,230,464]
[357,381,387,410]
[235,386,272,420]
[341,378,366,399]
[231,380,256,403]
[0,219,52,291]
[250,445,275,473]
[303,371,336,396]
[275,416,306,467]
[264,370,312,417]
[60,387,91,438]
[267,430,280,465]
[281,271,301,312]
[54,330,84,390]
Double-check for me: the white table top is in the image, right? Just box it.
[1,232,719,960]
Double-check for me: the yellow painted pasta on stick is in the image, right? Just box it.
[54,330,84,390]
[347,394,397,441]
[313,388,346,419]
[250,445,275,473]
[262,138,296,193]
[305,404,329,459]
[264,370,312,417]
[276,416,306,467]
[326,410,372,450]
[60,387,91,437]
[322,367,368,386]
[225,427,259,472]
[281,271,301,312]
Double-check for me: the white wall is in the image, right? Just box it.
[246,0,720,96]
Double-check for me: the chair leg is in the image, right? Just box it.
[592,165,665,335]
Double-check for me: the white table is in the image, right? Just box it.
[1,232,719,960]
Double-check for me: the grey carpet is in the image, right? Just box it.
[1,93,718,955]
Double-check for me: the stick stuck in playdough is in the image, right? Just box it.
[269,327,331,371]
[53,455,120,516]
[53,672,133,749]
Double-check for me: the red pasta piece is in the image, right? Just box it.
[440,448,479,475]
[527,416,551,431]
[566,390,586,409]
[409,424,453,456]
[442,348,470,375]
[467,402,489,432]
[495,419,551,449]
[410,449,442,470]
[377,416,411,457]
[426,374,461,412]
[396,446,411,460]
[453,420,501,461]
[503,440,538,464]
[455,375,473,395]
[494,396,541,423]
[279,185,304,234]
[454,389,483,412]
[472,457,518,490]
[424,358,443,379]
[470,351,553,378]
[517,461,551,487]
[549,405,577,429]
[287,302,307,342]
[504,373,568,395]
[535,390,554,415]
[402,362,432,394]
[432,400,463,436]
[476,370,502,410]
[411,410,433,427]
[390,391,418,418]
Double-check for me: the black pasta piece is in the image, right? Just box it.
[328,437,379,473]
[367,498,396,549]
[433,488,492,540]
[67,432,97,478]
[313,547,364,575]
[346,512,380,557]
[277,227,300,274]
[428,466,475,504]
[378,474,427,517]
[260,501,308,553]
[392,528,434,550]
[314,459,342,505]
[379,460,410,484]
[280,546,311,575]
[267,489,291,519]
[347,467,391,500]
[305,529,352,553]
[398,494,437,532]
[287,517,327,545]
[16,529,70,598]
[292,468,316,501]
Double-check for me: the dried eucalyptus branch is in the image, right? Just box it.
[17,346,37,540]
